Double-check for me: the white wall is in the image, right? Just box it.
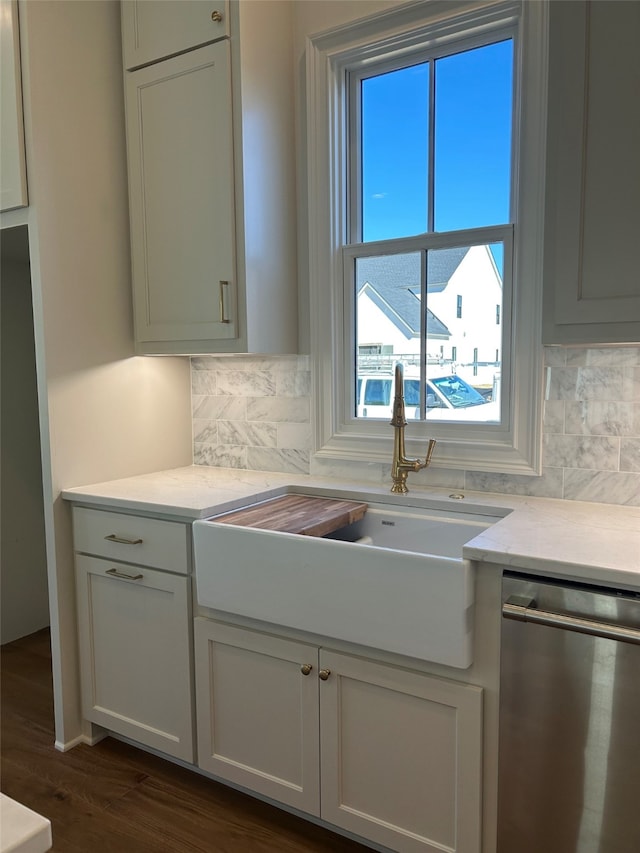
[3,0,192,748]
[293,0,402,351]
[1,230,49,644]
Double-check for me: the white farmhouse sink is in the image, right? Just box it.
[324,501,499,557]
[193,496,502,668]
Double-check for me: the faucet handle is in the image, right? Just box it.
[425,438,437,467]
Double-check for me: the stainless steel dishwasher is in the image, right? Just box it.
[498,571,640,853]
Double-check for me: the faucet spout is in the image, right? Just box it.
[390,363,436,494]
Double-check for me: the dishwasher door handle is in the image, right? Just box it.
[503,596,640,646]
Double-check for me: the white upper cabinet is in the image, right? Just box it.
[121,0,229,69]
[125,41,237,346]
[121,0,298,355]
[543,0,640,344]
[0,0,28,212]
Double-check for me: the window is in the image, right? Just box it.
[307,0,548,474]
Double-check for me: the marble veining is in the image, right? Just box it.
[564,402,638,436]
[191,357,312,476]
[216,369,276,397]
[543,434,619,471]
[465,468,564,499]
[565,346,640,367]
[218,420,277,448]
[192,395,247,420]
[246,396,310,423]
[192,419,217,444]
[277,423,312,450]
[190,347,640,506]
[246,447,310,475]
[61,466,640,588]
[563,470,640,506]
[620,438,640,473]
[575,367,625,400]
[193,444,245,469]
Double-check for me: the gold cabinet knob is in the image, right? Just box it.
[211,10,223,23]
[319,669,331,681]
[300,663,313,676]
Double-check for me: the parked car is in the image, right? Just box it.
[356,371,499,422]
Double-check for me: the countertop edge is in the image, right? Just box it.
[61,466,640,589]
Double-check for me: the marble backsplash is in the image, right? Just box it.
[191,346,640,507]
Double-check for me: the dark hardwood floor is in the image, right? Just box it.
[1,629,370,852]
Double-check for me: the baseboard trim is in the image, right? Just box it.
[55,729,107,752]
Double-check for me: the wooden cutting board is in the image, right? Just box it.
[212,494,367,537]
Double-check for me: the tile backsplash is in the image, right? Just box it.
[191,346,640,506]
[192,356,311,475]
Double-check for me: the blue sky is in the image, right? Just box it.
[361,39,514,246]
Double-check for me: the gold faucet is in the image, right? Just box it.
[390,363,436,494]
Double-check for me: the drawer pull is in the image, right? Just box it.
[104,534,143,545]
[319,669,331,681]
[106,568,143,581]
[301,663,313,676]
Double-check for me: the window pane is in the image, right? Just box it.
[355,253,422,418]
[354,244,503,422]
[434,40,513,231]
[426,244,501,422]
[361,64,429,242]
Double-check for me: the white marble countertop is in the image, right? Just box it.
[0,795,52,853]
[62,465,640,590]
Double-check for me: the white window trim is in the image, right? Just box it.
[305,0,548,475]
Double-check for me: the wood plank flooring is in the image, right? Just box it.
[1,629,370,852]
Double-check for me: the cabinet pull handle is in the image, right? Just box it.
[104,534,143,545]
[300,663,313,676]
[319,669,331,681]
[219,280,231,324]
[106,567,143,581]
[211,10,223,23]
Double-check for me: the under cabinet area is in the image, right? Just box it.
[72,508,194,762]
[195,618,483,853]
[120,0,297,355]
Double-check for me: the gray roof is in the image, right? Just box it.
[356,250,466,338]
[426,246,469,292]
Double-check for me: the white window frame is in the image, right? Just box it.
[305,0,548,474]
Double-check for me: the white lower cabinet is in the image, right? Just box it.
[76,554,194,762]
[194,620,320,813]
[195,619,483,853]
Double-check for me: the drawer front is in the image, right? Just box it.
[72,506,190,574]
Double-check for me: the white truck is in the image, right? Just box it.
[356,370,499,422]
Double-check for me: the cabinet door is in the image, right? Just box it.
[121,0,230,70]
[194,620,320,814]
[543,0,640,344]
[319,651,483,853]
[0,0,28,211]
[125,41,237,347]
[76,555,194,762]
